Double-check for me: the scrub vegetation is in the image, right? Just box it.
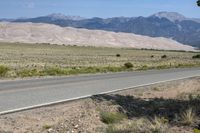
[0,42,199,78]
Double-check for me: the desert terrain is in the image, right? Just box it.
[0,22,194,51]
[0,42,199,79]
[0,77,200,133]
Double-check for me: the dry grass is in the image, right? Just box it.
[0,42,200,78]
[181,108,197,125]
[100,111,127,124]
[106,117,169,133]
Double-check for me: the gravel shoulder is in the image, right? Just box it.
[0,77,200,133]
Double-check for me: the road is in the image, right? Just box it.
[0,68,200,115]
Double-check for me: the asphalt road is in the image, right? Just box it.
[0,68,200,115]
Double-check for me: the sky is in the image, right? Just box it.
[0,0,199,19]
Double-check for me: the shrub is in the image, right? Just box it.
[193,54,200,59]
[106,125,129,133]
[194,128,200,133]
[105,117,169,133]
[17,69,38,77]
[43,124,52,129]
[161,55,167,59]
[105,67,125,72]
[180,108,197,125]
[116,54,121,57]
[151,55,154,58]
[0,65,9,77]
[149,117,169,133]
[106,125,118,133]
[124,62,133,69]
[156,65,169,69]
[43,67,66,76]
[140,65,148,70]
[100,112,126,124]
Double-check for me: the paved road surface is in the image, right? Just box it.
[0,68,200,114]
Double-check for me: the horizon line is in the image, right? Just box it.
[1,11,199,20]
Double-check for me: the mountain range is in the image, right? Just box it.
[1,12,200,48]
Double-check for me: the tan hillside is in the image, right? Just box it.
[0,22,194,51]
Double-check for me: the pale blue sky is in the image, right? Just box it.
[0,0,199,18]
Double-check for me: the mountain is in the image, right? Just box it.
[0,22,194,51]
[14,13,85,24]
[0,18,15,22]
[46,13,85,21]
[150,12,187,22]
[151,12,200,23]
[3,12,200,48]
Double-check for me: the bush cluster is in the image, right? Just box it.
[161,55,167,59]
[124,62,133,69]
[193,54,200,59]
[116,54,121,57]
[0,65,9,77]
[100,111,126,124]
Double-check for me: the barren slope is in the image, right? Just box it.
[0,22,194,51]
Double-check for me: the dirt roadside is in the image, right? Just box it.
[0,77,200,133]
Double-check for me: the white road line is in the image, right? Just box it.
[0,75,198,115]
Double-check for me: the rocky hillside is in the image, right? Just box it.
[0,22,194,51]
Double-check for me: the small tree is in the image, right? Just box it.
[116,54,121,57]
[124,62,133,68]
[197,0,200,6]
[161,55,167,59]
[192,54,200,59]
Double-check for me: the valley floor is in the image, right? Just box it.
[0,42,200,78]
[0,77,200,133]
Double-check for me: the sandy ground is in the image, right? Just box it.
[0,77,200,133]
[0,22,194,51]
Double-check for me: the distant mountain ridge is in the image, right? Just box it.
[150,12,187,22]
[151,12,200,23]
[47,13,85,21]
[1,12,200,48]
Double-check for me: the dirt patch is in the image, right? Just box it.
[0,77,200,133]
[0,99,107,133]
[120,77,200,99]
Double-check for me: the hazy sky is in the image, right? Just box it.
[0,0,199,18]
